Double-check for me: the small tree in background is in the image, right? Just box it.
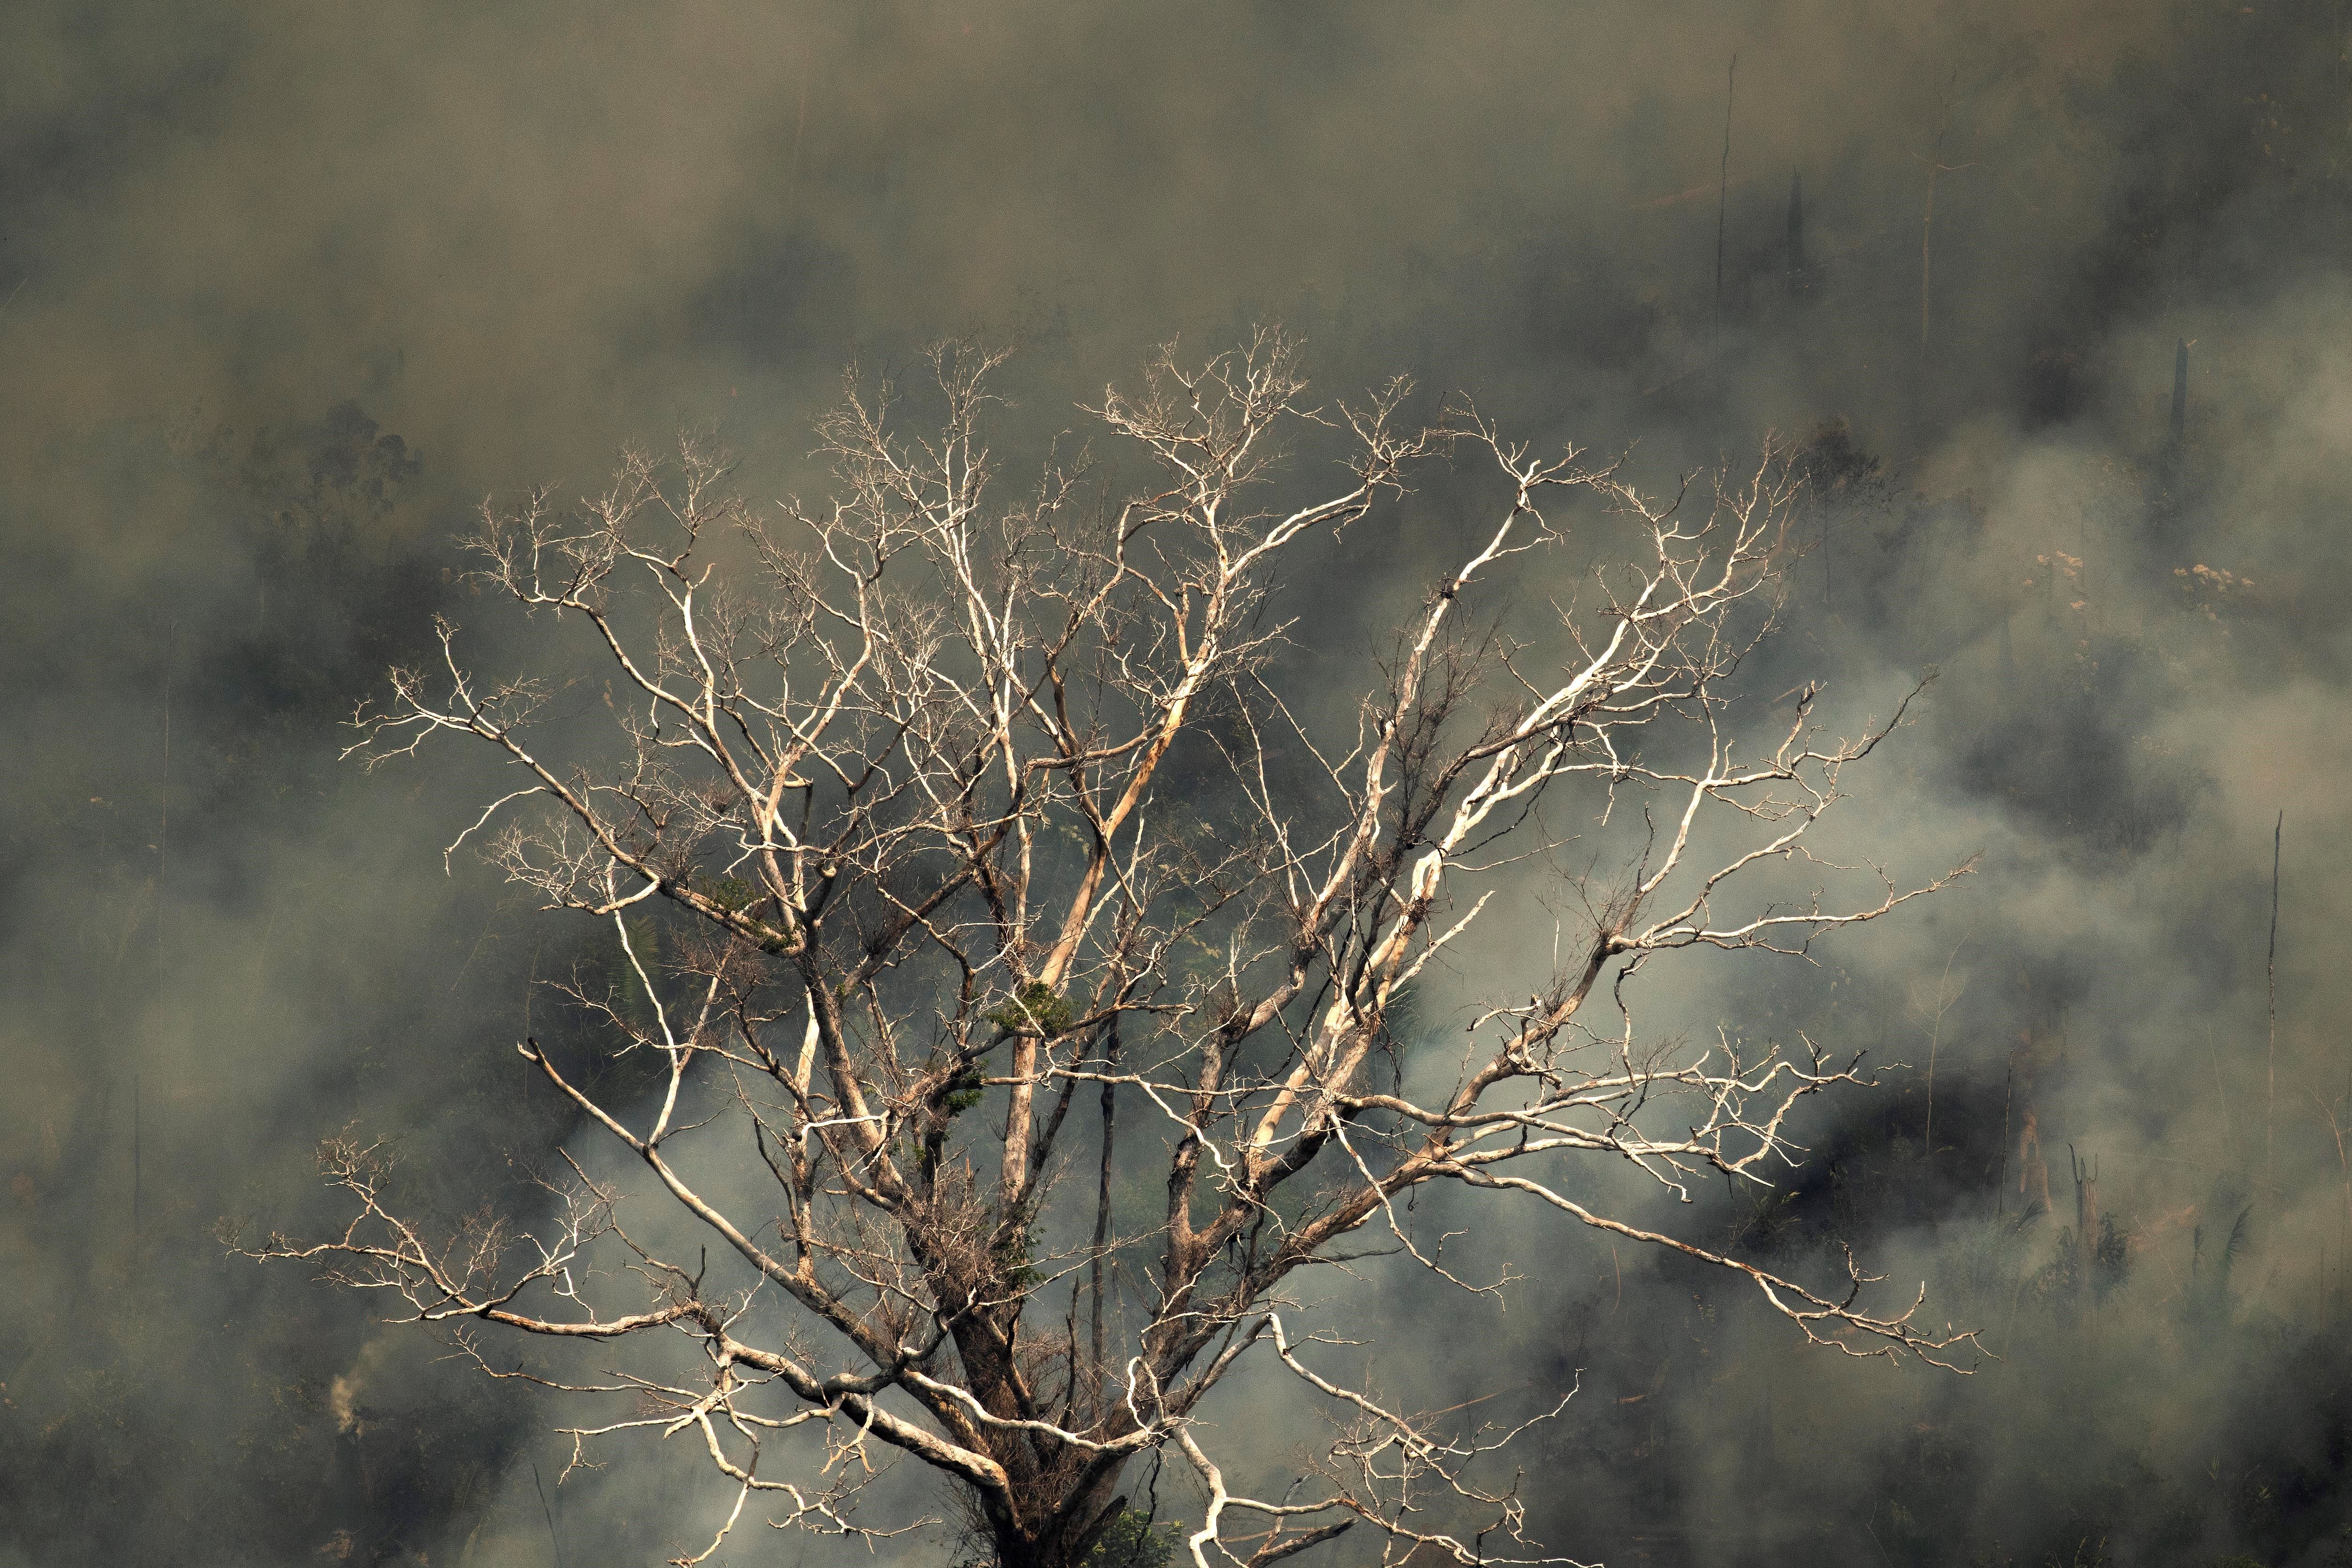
[257,332,1972,1568]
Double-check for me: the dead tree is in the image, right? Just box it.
[255,333,1975,1568]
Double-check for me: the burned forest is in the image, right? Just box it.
[7,5,2352,1567]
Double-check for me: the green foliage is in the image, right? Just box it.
[1089,1510,1181,1568]
[986,979,1074,1037]
[2035,1213,2132,1307]
[941,1071,987,1117]
[912,1066,989,1178]
[697,873,757,914]
[993,1220,1045,1293]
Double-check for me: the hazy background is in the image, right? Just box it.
[6,1,2352,1563]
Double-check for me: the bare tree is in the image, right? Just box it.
[254,332,1974,1568]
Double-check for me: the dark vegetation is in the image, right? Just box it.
[0,409,618,1563]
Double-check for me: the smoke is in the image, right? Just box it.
[6,0,2352,1563]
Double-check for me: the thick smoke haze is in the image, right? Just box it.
[6,2,2352,1564]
